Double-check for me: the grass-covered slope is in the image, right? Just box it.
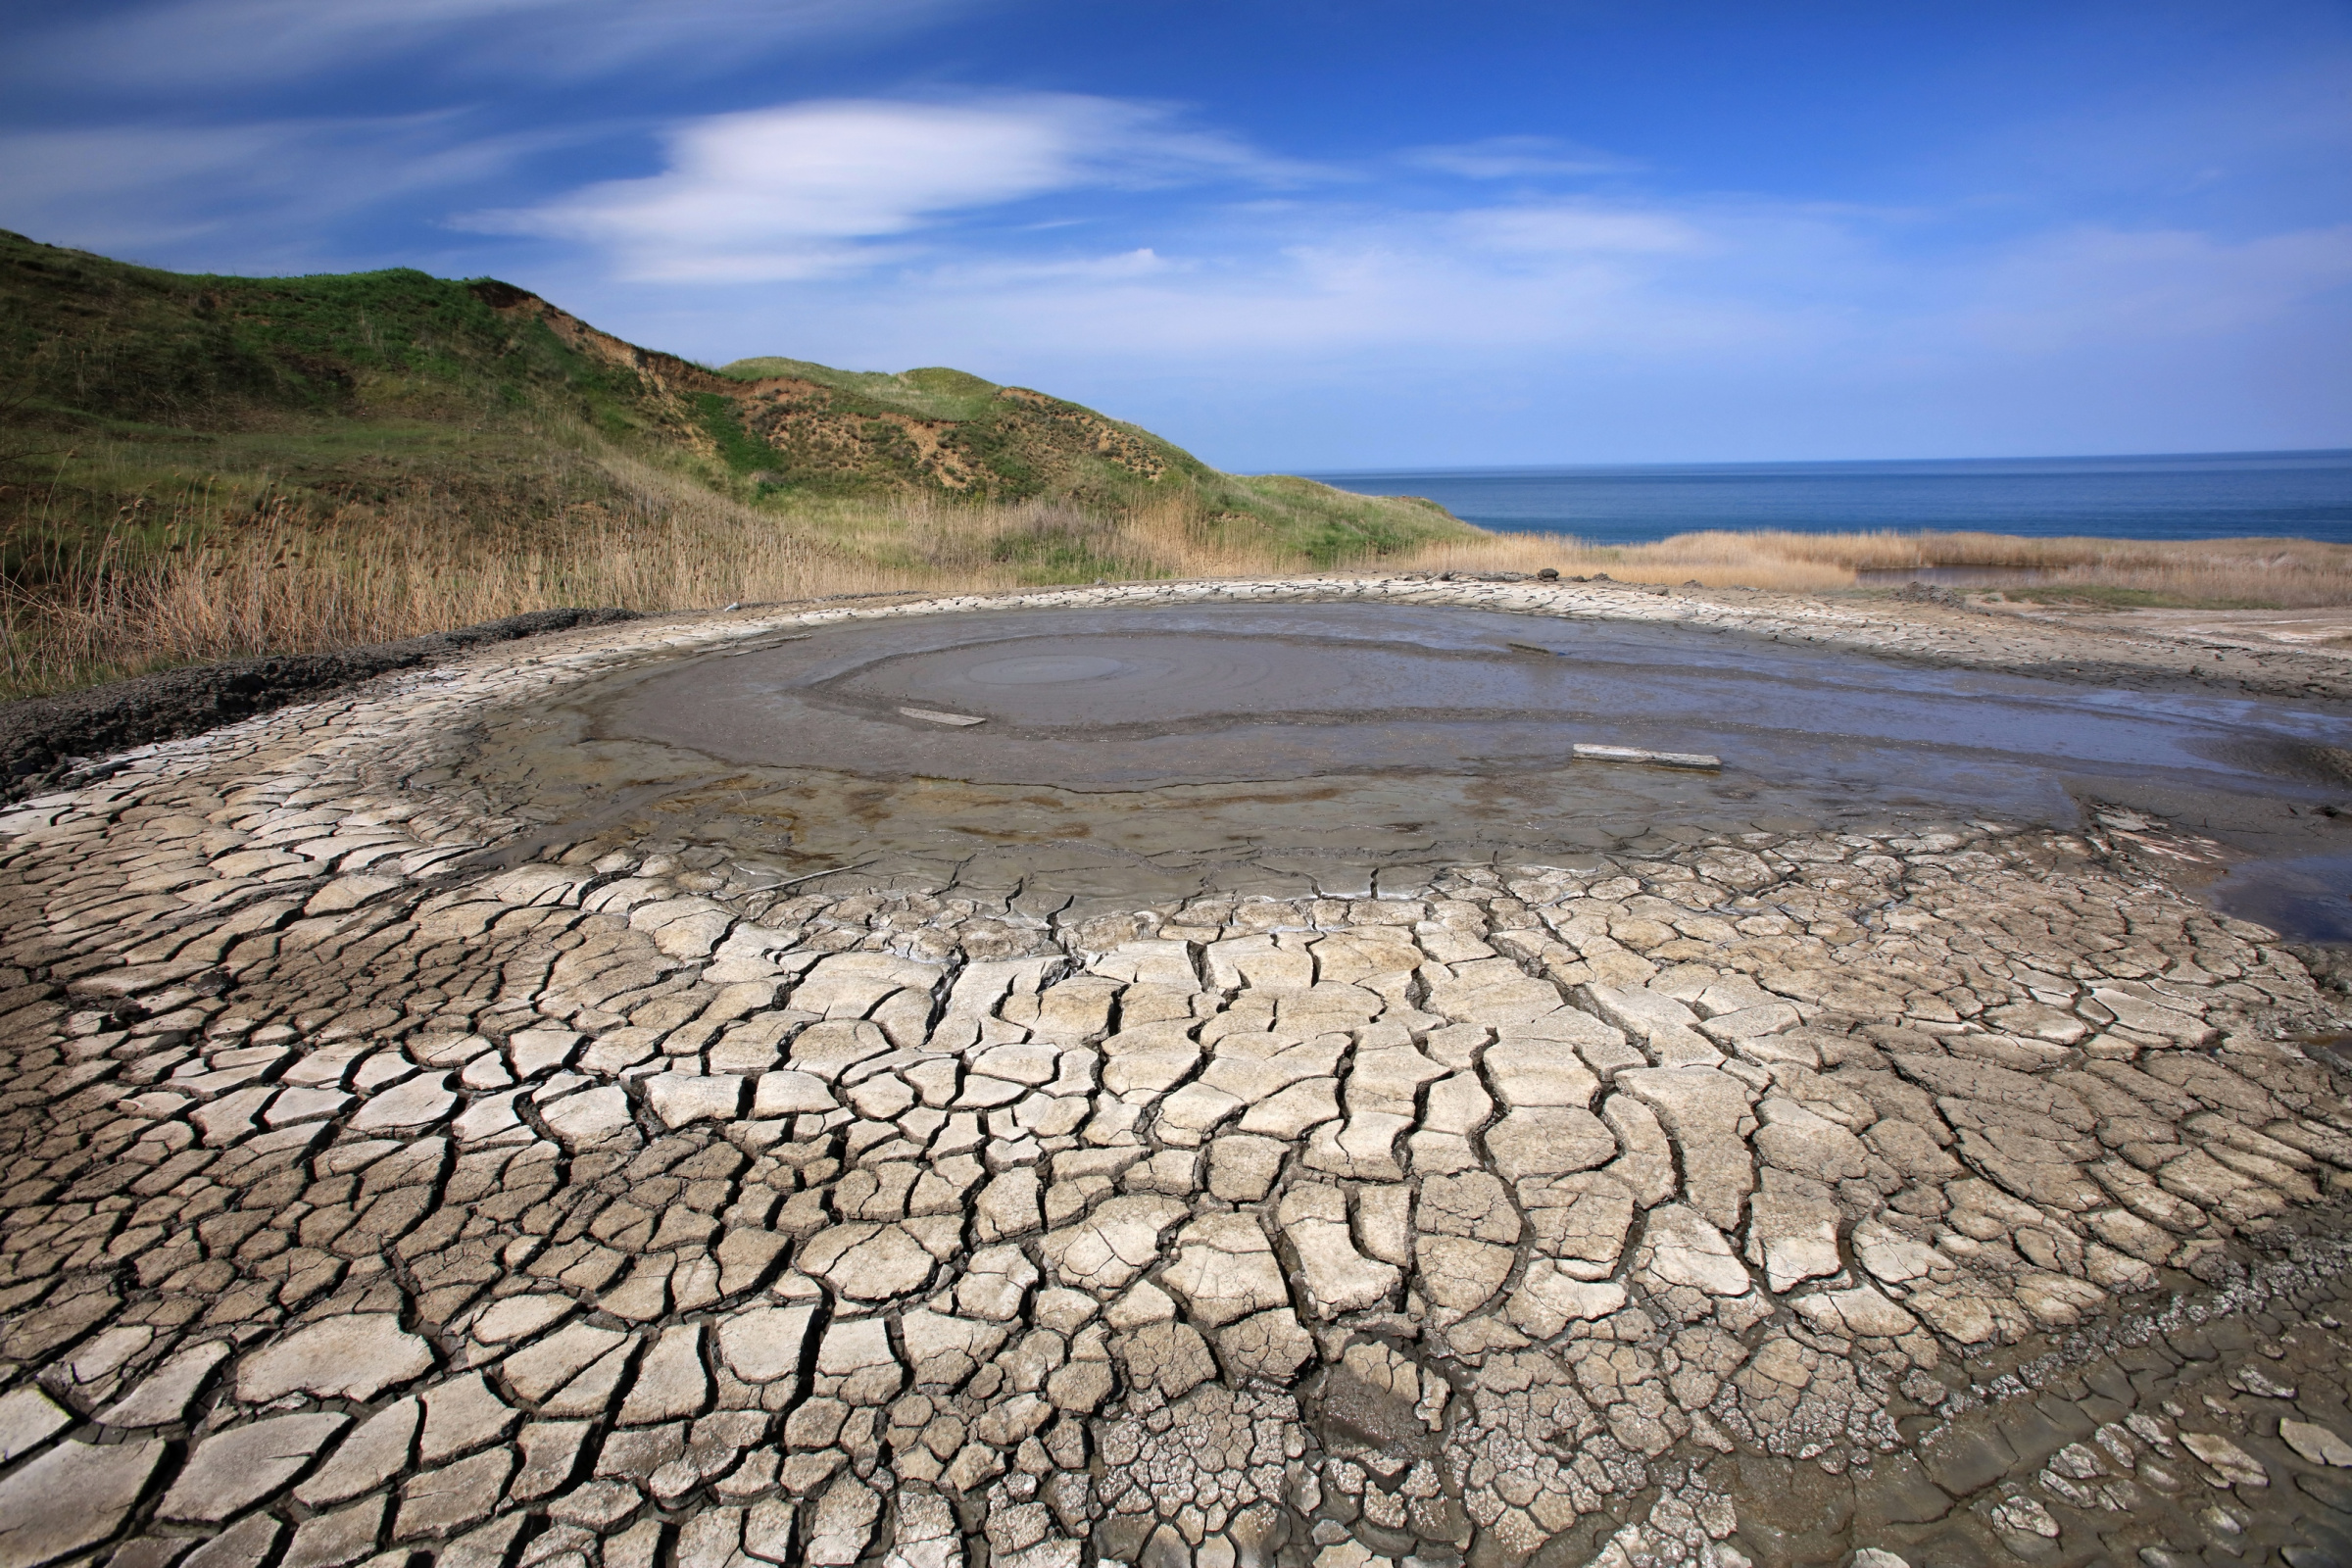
[0,228,1475,571]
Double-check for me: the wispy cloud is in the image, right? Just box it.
[9,0,964,89]
[1402,135,1640,181]
[0,116,571,259]
[780,197,1835,363]
[1953,222,2352,349]
[1451,203,1708,258]
[601,182,2352,406]
[0,11,2339,466]
[464,95,1309,282]
[606,184,2344,463]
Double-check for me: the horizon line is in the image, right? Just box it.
[1277,446,2352,478]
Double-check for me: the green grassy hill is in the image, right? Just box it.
[0,228,1475,576]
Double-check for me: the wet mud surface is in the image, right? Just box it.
[460,604,2352,934]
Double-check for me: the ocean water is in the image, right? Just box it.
[1298,449,2352,546]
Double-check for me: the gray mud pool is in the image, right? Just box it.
[458,603,2352,931]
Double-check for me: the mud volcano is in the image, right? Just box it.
[19,582,2352,1568]
[612,603,2352,793]
[468,602,2352,925]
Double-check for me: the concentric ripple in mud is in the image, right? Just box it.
[455,602,2352,926]
[608,605,2352,799]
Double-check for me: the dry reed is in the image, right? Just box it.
[1384,527,2352,605]
[9,449,2348,699]
[0,453,1324,696]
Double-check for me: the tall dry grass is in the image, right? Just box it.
[9,450,2350,699]
[0,453,1328,696]
[1385,527,2352,605]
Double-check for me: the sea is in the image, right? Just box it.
[1298,449,2352,547]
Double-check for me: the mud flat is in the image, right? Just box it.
[8,575,2352,1568]
[467,595,2352,936]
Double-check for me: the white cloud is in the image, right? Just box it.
[1954,223,2352,349]
[922,248,1182,287]
[810,195,1870,364]
[466,95,1300,281]
[1402,135,1639,180]
[575,185,2350,444]
[0,116,565,257]
[3,59,2339,465]
[619,190,2346,464]
[979,256,1695,363]
[11,0,962,88]
[1452,203,1708,257]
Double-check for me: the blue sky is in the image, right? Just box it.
[1,0,2347,469]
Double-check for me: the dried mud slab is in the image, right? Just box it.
[8,577,2352,1568]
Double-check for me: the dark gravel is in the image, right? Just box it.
[0,607,638,801]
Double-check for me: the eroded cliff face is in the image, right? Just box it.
[482,287,1181,500]
[8,581,2352,1568]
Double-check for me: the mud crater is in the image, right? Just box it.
[468,602,2352,931]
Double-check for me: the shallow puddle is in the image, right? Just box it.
[2214,853,2352,944]
[452,603,2352,923]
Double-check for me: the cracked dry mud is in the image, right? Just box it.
[12,577,2352,1568]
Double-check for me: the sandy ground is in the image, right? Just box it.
[7,577,2352,1568]
[1985,600,2352,660]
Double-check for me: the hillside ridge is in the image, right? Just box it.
[0,228,1481,695]
[463,275,1196,499]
